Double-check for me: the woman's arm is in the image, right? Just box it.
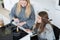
[9,3,17,20]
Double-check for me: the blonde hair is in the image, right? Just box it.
[16,0,31,17]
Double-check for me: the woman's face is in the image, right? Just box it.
[37,15,42,23]
[20,0,28,7]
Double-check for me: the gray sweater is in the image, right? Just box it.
[33,24,55,40]
[9,3,35,29]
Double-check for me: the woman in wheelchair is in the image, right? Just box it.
[32,11,56,40]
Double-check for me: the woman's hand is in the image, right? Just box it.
[17,22,26,27]
[13,18,20,23]
[25,29,32,33]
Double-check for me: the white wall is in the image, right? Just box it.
[30,0,60,29]
[4,0,19,11]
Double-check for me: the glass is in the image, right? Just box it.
[14,21,19,32]
[0,14,4,28]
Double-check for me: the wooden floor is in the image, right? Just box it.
[0,6,10,19]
